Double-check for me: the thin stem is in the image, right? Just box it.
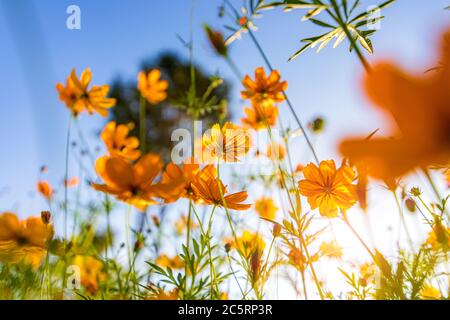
[246,28,320,165]
[342,215,375,260]
[392,190,414,251]
[139,95,147,154]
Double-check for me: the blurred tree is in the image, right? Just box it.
[109,52,230,161]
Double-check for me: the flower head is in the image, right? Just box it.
[231,231,265,260]
[73,255,105,295]
[340,29,450,181]
[241,67,287,107]
[138,69,168,105]
[201,122,251,163]
[298,160,357,217]
[37,181,53,200]
[190,166,251,211]
[92,154,179,210]
[0,212,53,267]
[254,197,278,220]
[319,241,343,259]
[101,121,141,161]
[241,103,278,130]
[155,254,184,269]
[56,68,116,117]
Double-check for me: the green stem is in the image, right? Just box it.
[246,28,320,165]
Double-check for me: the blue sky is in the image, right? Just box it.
[0,0,449,215]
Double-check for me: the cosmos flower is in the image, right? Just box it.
[37,181,53,200]
[137,69,169,105]
[241,67,287,107]
[56,68,116,117]
[0,212,53,267]
[241,103,278,130]
[155,254,184,269]
[340,29,450,181]
[92,154,180,210]
[230,231,265,260]
[254,197,278,220]
[201,122,251,163]
[101,121,141,161]
[73,255,106,295]
[298,160,357,218]
[190,166,251,211]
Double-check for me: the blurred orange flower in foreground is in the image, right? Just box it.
[241,67,287,107]
[101,121,141,161]
[298,160,357,218]
[138,69,169,105]
[56,68,116,117]
[37,180,53,200]
[340,29,450,181]
[0,212,53,267]
[73,255,105,295]
[92,154,179,210]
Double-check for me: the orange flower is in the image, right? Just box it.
[288,248,307,271]
[159,160,214,203]
[56,68,116,117]
[101,121,141,161]
[420,284,442,299]
[340,29,450,181]
[241,67,287,107]
[92,154,178,210]
[137,69,168,105]
[319,241,343,259]
[155,254,184,269]
[298,160,357,218]
[146,288,179,300]
[190,166,251,211]
[266,142,286,161]
[37,181,53,200]
[254,197,278,220]
[231,231,265,260]
[0,212,53,267]
[241,103,278,130]
[73,255,105,295]
[201,122,251,163]
[64,177,79,187]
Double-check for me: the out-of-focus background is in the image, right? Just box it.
[0,0,449,298]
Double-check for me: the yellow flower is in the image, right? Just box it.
[174,215,198,236]
[155,254,184,269]
[298,160,357,218]
[190,166,251,211]
[56,68,116,117]
[288,248,307,272]
[0,212,53,267]
[231,231,265,260]
[420,284,442,299]
[73,255,105,295]
[101,121,141,161]
[92,154,182,210]
[340,28,450,181]
[254,197,278,220]
[266,142,286,161]
[319,241,343,259]
[358,262,377,287]
[201,122,251,163]
[241,67,287,107]
[425,222,449,251]
[137,69,168,105]
[241,103,278,130]
[37,180,53,200]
